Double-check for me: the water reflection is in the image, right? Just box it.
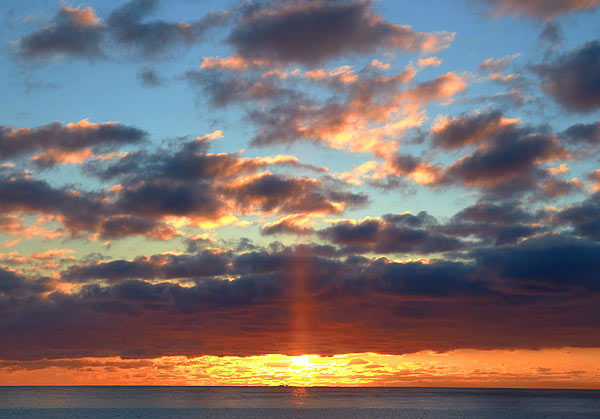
[291,386,308,405]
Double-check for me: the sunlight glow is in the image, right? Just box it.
[290,355,311,368]
[2,349,600,388]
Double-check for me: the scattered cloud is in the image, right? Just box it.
[534,40,600,113]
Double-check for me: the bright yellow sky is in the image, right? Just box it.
[2,348,599,388]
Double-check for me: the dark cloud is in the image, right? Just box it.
[185,69,294,107]
[555,192,600,241]
[441,125,569,197]
[474,235,600,293]
[224,172,368,215]
[227,0,452,66]
[535,40,600,113]
[318,212,465,254]
[443,201,546,246]
[107,0,229,58]
[0,168,174,239]
[3,236,600,360]
[19,6,103,59]
[541,176,580,198]
[452,201,534,225]
[0,169,106,233]
[84,137,308,183]
[85,139,364,221]
[539,22,565,47]
[431,110,514,149]
[390,154,421,175]
[0,120,146,167]
[63,250,231,282]
[114,177,223,219]
[0,267,50,296]
[98,216,179,241]
[0,134,365,241]
[136,67,163,87]
[562,120,600,146]
[0,358,153,371]
[18,0,229,61]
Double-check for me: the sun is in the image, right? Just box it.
[290,355,311,368]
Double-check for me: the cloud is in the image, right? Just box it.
[136,67,163,87]
[0,119,147,167]
[226,0,453,65]
[0,136,359,241]
[318,213,465,254]
[246,69,462,155]
[0,215,61,247]
[223,172,367,215]
[0,143,318,241]
[86,139,351,222]
[441,125,569,197]
[3,234,600,360]
[555,192,600,241]
[452,201,536,225]
[431,110,519,149]
[418,56,442,68]
[387,154,442,186]
[0,169,108,234]
[539,22,565,47]
[403,72,466,104]
[338,122,571,198]
[479,0,600,19]
[17,0,229,61]
[590,170,600,192]
[106,0,229,58]
[0,266,50,296]
[63,249,230,282]
[478,53,520,73]
[0,249,75,272]
[473,235,600,293]
[534,40,600,113]
[18,6,104,59]
[260,214,318,236]
[443,201,546,245]
[562,120,600,146]
[185,68,295,107]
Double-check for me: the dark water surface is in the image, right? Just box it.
[0,386,599,418]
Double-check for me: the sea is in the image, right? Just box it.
[0,386,599,418]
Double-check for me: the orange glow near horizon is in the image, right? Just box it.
[1,348,599,388]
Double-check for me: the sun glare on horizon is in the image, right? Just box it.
[290,355,311,369]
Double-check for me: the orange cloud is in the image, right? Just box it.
[370,59,390,69]
[62,6,100,26]
[200,56,271,71]
[31,147,94,166]
[0,215,62,247]
[548,163,569,174]
[305,66,357,83]
[589,169,600,191]
[404,72,466,105]
[418,56,442,68]
[196,130,224,142]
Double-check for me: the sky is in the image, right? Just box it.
[1,0,600,388]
